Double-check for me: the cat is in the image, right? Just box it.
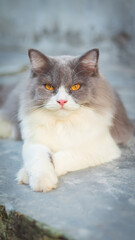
[0,48,133,192]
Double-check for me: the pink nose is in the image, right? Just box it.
[57,100,67,106]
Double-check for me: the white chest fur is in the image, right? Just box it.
[20,107,113,152]
[18,106,120,192]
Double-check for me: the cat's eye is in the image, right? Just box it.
[71,84,81,91]
[45,84,54,91]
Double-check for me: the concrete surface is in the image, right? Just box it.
[0,138,135,240]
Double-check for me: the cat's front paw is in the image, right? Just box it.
[16,167,29,184]
[29,163,58,192]
[53,152,68,176]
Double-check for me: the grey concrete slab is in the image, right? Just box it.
[0,138,135,240]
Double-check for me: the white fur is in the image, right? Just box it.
[17,167,29,184]
[17,143,58,192]
[18,86,121,192]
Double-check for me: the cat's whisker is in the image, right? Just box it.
[73,69,89,78]
[31,104,47,113]
[73,68,95,78]
[72,61,82,74]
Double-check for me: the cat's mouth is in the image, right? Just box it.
[44,99,80,113]
[59,105,66,110]
[58,104,80,112]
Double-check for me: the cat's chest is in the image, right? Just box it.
[36,121,84,151]
[21,108,111,152]
[23,117,90,151]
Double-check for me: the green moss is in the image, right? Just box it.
[0,205,73,240]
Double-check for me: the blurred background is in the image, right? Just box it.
[0,0,135,118]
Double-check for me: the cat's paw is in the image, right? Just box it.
[53,152,68,176]
[29,163,58,192]
[16,167,29,184]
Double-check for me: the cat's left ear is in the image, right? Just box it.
[78,49,99,75]
[28,49,50,74]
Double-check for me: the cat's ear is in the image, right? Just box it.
[78,49,99,75]
[28,49,50,74]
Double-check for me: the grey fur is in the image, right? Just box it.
[0,49,133,142]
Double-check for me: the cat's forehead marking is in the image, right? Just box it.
[56,86,68,100]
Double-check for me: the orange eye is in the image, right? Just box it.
[71,84,80,91]
[45,84,54,91]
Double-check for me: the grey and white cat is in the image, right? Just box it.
[0,49,133,192]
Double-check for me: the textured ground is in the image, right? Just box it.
[0,137,135,240]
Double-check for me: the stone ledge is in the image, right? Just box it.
[0,136,135,240]
[0,205,72,240]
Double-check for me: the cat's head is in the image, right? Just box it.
[26,48,111,117]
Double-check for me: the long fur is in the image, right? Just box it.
[0,49,133,192]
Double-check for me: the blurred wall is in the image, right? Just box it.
[0,0,135,57]
[0,0,135,119]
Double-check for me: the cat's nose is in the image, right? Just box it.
[57,100,67,106]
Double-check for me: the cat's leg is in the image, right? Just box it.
[17,143,58,192]
[53,133,121,176]
[53,149,91,176]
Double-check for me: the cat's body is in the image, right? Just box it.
[0,49,133,191]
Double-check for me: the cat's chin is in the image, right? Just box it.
[46,105,80,118]
[53,109,74,118]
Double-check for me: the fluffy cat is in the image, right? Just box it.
[0,48,133,192]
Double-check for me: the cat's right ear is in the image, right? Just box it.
[28,49,50,74]
[76,49,99,76]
